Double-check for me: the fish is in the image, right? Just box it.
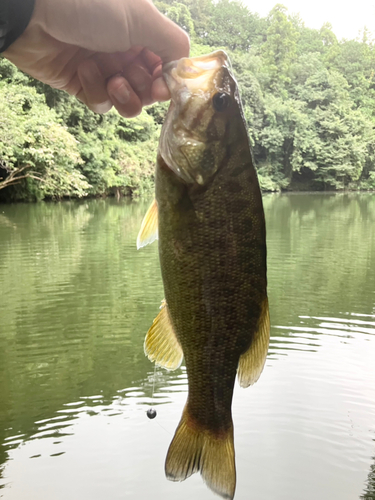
[137,50,270,500]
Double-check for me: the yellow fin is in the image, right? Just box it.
[144,300,183,371]
[165,406,236,500]
[237,297,270,388]
[137,199,158,249]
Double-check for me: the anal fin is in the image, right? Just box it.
[237,297,270,388]
[137,198,158,249]
[144,300,183,371]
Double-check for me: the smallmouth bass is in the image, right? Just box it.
[137,51,270,500]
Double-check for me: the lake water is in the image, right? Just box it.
[0,193,374,500]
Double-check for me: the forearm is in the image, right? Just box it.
[0,0,35,52]
[0,0,189,116]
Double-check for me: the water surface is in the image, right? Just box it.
[0,194,374,500]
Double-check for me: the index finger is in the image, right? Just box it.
[141,48,163,75]
[140,48,170,102]
[129,1,190,63]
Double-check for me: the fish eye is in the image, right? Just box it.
[212,92,230,112]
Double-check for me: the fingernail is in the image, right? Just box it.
[95,101,113,114]
[111,82,130,104]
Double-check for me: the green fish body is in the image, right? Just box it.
[138,51,269,500]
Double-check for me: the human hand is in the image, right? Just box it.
[3,0,189,117]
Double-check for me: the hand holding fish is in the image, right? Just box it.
[2,0,190,117]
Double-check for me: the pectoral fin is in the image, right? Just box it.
[137,199,158,249]
[237,298,270,388]
[144,300,183,371]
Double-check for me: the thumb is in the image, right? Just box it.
[128,1,190,63]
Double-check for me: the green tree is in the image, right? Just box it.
[230,50,265,147]
[261,4,300,92]
[330,38,375,114]
[291,68,374,189]
[1,0,375,200]
[0,84,89,200]
[289,14,324,56]
[155,1,195,36]
[320,22,340,67]
[256,95,306,190]
[205,0,265,51]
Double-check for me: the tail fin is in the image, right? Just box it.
[165,406,236,500]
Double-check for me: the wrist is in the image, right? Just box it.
[0,0,36,52]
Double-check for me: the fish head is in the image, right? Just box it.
[159,51,241,186]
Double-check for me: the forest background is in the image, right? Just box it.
[0,0,374,201]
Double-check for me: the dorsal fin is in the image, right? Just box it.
[137,199,158,249]
[237,298,270,388]
[144,300,183,371]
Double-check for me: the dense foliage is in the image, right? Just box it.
[1,2,374,201]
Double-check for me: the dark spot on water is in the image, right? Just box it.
[147,408,157,419]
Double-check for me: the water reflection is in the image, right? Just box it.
[265,193,375,323]
[271,314,375,357]
[0,194,374,499]
[362,447,375,499]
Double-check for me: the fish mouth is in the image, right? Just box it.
[163,51,229,78]
[159,51,231,186]
[163,51,230,94]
